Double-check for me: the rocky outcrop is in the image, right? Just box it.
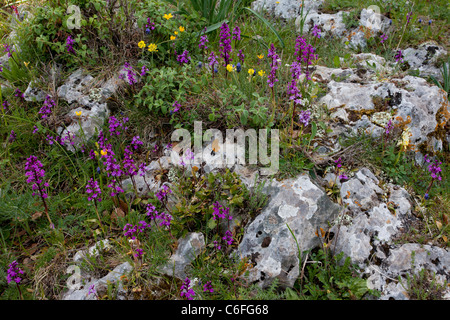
[318,73,449,152]
[237,174,341,288]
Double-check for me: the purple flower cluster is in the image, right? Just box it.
[122,146,138,176]
[145,201,173,228]
[3,44,14,58]
[39,95,55,119]
[424,156,442,181]
[145,18,156,34]
[7,261,24,284]
[334,157,343,169]
[107,179,124,197]
[140,65,149,76]
[199,34,209,51]
[406,11,413,24]
[213,240,221,250]
[25,155,49,199]
[222,230,234,246]
[2,100,9,111]
[212,202,232,221]
[120,62,137,85]
[66,35,75,53]
[394,50,403,63]
[385,119,393,135]
[9,130,16,143]
[108,115,129,136]
[123,221,150,240]
[294,36,318,80]
[267,43,280,88]
[156,185,172,202]
[203,281,213,293]
[15,88,24,100]
[180,277,195,300]
[208,51,218,70]
[86,178,102,202]
[232,26,241,41]
[298,109,311,127]
[380,33,388,43]
[131,135,143,150]
[172,101,181,113]
[237,49,245,65]
[287,61,302,105]
[219,22,232,66]
[311,25,322,38]
[176,50,191,65]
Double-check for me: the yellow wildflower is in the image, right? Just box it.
[100,149,108,156]
[148,43,158,52]
[138,41,146,48]
[163,13,173,20]
[248,68,255,75]
[179,26,185,32]
[75,111,82,117]
[170,35,176,40]
[258,70,265,77]
[257,54,264,59]
[226,64,234,72]
[174,31,178,35]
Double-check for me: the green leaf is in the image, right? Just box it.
[284,287,300,300]
[207,217,217,230]
[333,56,340,68]
[243,7,284,48]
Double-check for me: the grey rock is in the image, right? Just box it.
[319,75,448,151]
[23,81,47,102]
[57,68,95,104]
[62,262,133,300]
[403,42,448,82]
[57,104,109,152]
[359,8,391,33]
[160,232,206,279]
[365,243,450,300]
[298,11,347,37]
[330,168,412,267]
[252,0,323,20]
[73,240,111,263]
[237,174,340,288]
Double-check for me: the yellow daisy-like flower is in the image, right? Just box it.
[174,31,178,35]
[148,43,158,52]
[257,54,264,59]
[179,26,185,32]
[226,64,235,72]
[163,13,173,20]
[100,149,108,156]
[24,61,30,67]
[170,35,176,40]
[258,70,265,77]
[248,68,255,75]
[138,41,146,48]
[75,111,82,117]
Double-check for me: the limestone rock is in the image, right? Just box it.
[237,174,340,288]
[160,232,206,280]
[403,42,448,82]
